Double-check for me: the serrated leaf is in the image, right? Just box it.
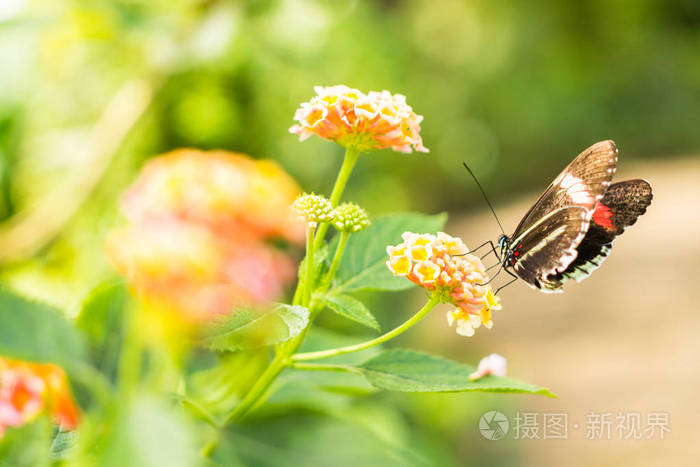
[201,304,309,352]
[324,293,380,331]
[50,429,79,461]
[356,349,555,397]
[0,287,86,369]
[330,212,447,293]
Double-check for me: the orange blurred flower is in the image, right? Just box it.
[386,232,501,337]
[119,150,303,241]
[107,150,304,322]
[0,358,80,437]
[290,85,428,153]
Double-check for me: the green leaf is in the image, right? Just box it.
[323,293,380,331]
[100,396,198,467]
[356,349,555,397]
[185,349,268,418]
[0,417,52,467]
[225,413,422,467]
[201,304,309,352]
[263,328,381,414]
[77,281,128,381]
[0,287,85,369]
[330,212,447,293]
[50,429,79,461]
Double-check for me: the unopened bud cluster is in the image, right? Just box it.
[292,193,334,228]
[332,203,370,233]
[292,195,370,233]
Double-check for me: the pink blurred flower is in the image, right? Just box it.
[469,354,507,380]
[107,150,303,322]
[290,85,428,153]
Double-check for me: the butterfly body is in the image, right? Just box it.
[496,140,652,293]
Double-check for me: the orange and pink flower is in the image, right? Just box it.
[107,150,304,322]
[386,232,501,337]
[0,358,80,437]
[290,85,428,154]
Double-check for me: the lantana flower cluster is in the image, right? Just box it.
[0,358,80,437]
[289,85,429,153]
[107,149,304,322]
[386,232,501,337]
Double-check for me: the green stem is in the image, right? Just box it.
[177,395,222,429]
[292,294,441,361]
[313,148,360,250]
[291,281,302,306]
[220,149,362,426]
[290,362,358,374]
[221,304,324,425]
[222,352,287,425]
[117,301,142,399]
[303,224,316,306]
[319,231,349,293]
[201,434,220,459]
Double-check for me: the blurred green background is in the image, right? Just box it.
[1,1,698,466]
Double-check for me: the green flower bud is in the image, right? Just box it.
[332,202,370,233]
[292,193,334,227]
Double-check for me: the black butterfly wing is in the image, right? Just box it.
[546,179,653,287]
[511,140,618,240]
[509,206,590,293]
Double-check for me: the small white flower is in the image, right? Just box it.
[437,232,469,255]
[469,353,507,380]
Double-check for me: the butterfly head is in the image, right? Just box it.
[497,234,510,263]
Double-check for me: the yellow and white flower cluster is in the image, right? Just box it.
[386,232,501,337]
[289,85,428,154]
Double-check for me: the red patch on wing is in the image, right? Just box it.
[592,202,614,229]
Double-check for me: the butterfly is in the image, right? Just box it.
[489,140,652,293]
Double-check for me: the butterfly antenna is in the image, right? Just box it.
[462,162,506,236]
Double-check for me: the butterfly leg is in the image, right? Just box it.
[484,239,501,261]
[494,268,519,295]
[480,250,495,260]
[454,240,494,257]
[477,265,504,286]
[476,241,505,280]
